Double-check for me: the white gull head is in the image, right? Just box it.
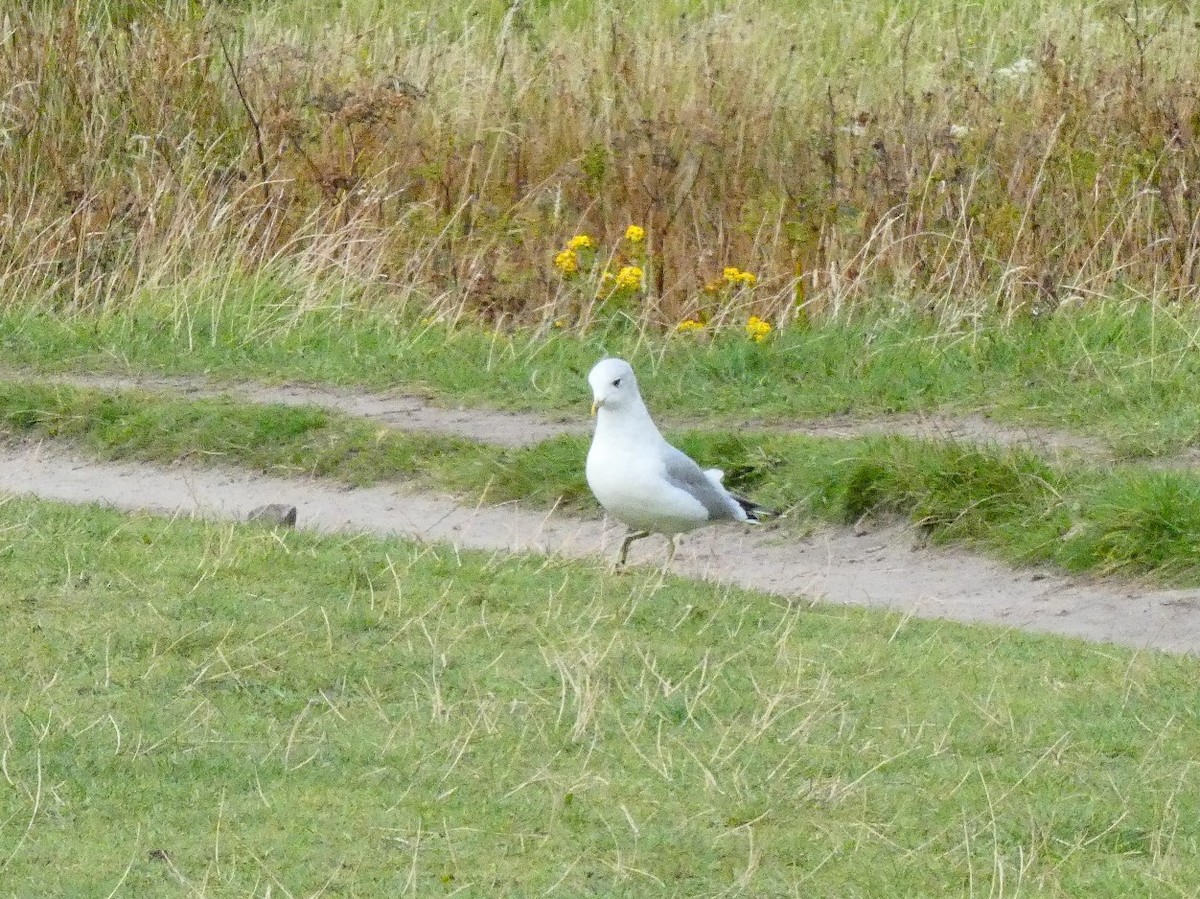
[588,357,640,417]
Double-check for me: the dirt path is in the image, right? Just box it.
[4,440,1198,654]
[16,370,1113,457]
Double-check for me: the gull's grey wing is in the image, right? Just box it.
[661,445,741,520]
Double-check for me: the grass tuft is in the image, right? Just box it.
[1062,471,1200,577]
[828,439,1065,536]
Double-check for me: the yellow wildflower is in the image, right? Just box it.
[745,315,772,343]
[554,249,579,275]
[723,266,758,287]
[566,234,596,251]
[614,265,644,291]
[676,319,705,334]
[624,224,646,243]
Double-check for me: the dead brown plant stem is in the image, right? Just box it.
[217,29,270,206]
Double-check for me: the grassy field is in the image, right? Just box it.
[8,299,1200,459]
[6,1,1200,894]
[3,495,1200,897]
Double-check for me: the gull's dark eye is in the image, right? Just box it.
[612,378,622,387]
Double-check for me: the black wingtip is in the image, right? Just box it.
[731,492,766,522]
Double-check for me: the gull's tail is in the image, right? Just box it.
[706,468,765,523]
[730,491,764,523]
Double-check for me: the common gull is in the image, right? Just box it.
[585,357,760,566]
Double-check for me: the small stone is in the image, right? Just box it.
[247,504,297,528]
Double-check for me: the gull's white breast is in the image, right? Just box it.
[586,433,710,533]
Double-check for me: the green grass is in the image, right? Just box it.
[0,379,499,489]
[2,494,1200,896]
[7,300,1200,457]
[9,2,1200,891]
[7,378,1200,583]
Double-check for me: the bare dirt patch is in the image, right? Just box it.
[4,440,1197,654]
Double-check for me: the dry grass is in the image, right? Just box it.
[3,0,1199,333]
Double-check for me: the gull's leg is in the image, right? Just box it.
[665,535,677,566]
[617,530,651,568]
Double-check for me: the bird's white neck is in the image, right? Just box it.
[595,396,662,444]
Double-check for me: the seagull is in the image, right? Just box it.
[585,357,761,567]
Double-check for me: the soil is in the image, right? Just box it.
[5,369,1200,652]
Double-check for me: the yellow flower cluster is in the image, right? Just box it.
[745,315,772,342]
[614,265,644,291]
[676,319,705,334]
[723,266,758,287]
[555,230,646,285]
[554,248,579,275]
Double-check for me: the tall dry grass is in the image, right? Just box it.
[2,0,1199,331]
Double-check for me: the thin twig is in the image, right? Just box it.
[217,30,270,205]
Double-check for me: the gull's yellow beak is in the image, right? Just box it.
[590,400,598,417]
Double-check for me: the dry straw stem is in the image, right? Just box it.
[3,1,1200,331]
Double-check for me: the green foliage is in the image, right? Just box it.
[1062,471,1200,577]
[2,495,1200,895]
